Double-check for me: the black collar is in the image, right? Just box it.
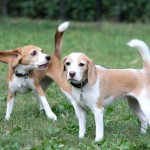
[15,71,28,78]
[70,79,88,89]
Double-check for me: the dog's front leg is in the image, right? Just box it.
[61,90,86,137]
[76,104,87,138]
[34,93,44,111]
[93,107,104,141]
[34,84,57,121]
[61,90,79,117]
[5,92,15,120]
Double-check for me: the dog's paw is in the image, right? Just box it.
[95,136,103,142]
[79,130,86,138]
[141,128,147,134]
[5,116,10,120]
[47,112,57,121]
[39,106,44,111]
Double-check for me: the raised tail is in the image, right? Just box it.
[54,22,69,58]
[127,39,150,69]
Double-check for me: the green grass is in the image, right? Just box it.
[0,17,150,149]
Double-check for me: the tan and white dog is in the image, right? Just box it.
[0,22,72,120]
[62,39,150,141]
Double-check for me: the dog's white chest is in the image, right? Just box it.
[72,80,100,109]
[9,75,35,94]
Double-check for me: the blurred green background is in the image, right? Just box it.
[1,0,150,22]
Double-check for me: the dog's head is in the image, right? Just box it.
[62,53,97,84]
[0,45,51,70]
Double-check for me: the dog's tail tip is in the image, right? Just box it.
[127,39,150,68]
[58,22,70,32]
[127,39,145,48]
[127,39,149,53]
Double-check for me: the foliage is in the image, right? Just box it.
[0,18,150,149]
[1,0,150,22]
[103,0,150,22]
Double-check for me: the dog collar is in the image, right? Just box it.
[15,71,29,78]
[70,79,88,89]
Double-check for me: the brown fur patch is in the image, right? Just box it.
[96,68,146,108]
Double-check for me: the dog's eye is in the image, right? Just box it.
[79,63,84,67]
[31,50,37,56]
[66,62,70,66]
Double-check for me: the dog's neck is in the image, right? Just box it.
[14,64,32,77]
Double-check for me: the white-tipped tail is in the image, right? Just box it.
[58,22,70,32]
[127,39,150,63]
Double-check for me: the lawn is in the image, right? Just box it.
[0,17,150,150]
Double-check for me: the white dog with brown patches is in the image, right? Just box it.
[62,39,150,141]
[0,22,70,121]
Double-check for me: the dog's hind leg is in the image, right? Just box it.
[93,106,104,141]
[127,97,148,134]
[137,98,150,126]
[5,93,15,120]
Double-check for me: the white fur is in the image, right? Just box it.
[5,96,14,120]
[72,79,100,109]
[94,107,104,141]
[15,64,35,74]
[9,74,34,94]
[137,89,150,125]
[128,39,150,62]
[58,22,70,32]
[35,53,49,67]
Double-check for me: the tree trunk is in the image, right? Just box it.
[3,0,9,16]
[60,0,65,20]
[95,0,102,21]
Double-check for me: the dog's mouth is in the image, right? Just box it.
[69,78,74,81]
[68,77,75,81]
[38,63,49,70]
[69,78,79,83]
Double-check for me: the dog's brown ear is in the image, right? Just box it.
[0,47,22,67]
[87,58,97,84]
[61,56,68,77]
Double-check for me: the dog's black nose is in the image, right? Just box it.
[45,56,51,61]
[69,71,76,77]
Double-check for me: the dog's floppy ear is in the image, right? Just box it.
[61,56,68,77]
[87,58,97,84]
[0,47,22,67]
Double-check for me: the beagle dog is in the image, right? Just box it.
[62,39,150,141]
[0,22,72,120]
